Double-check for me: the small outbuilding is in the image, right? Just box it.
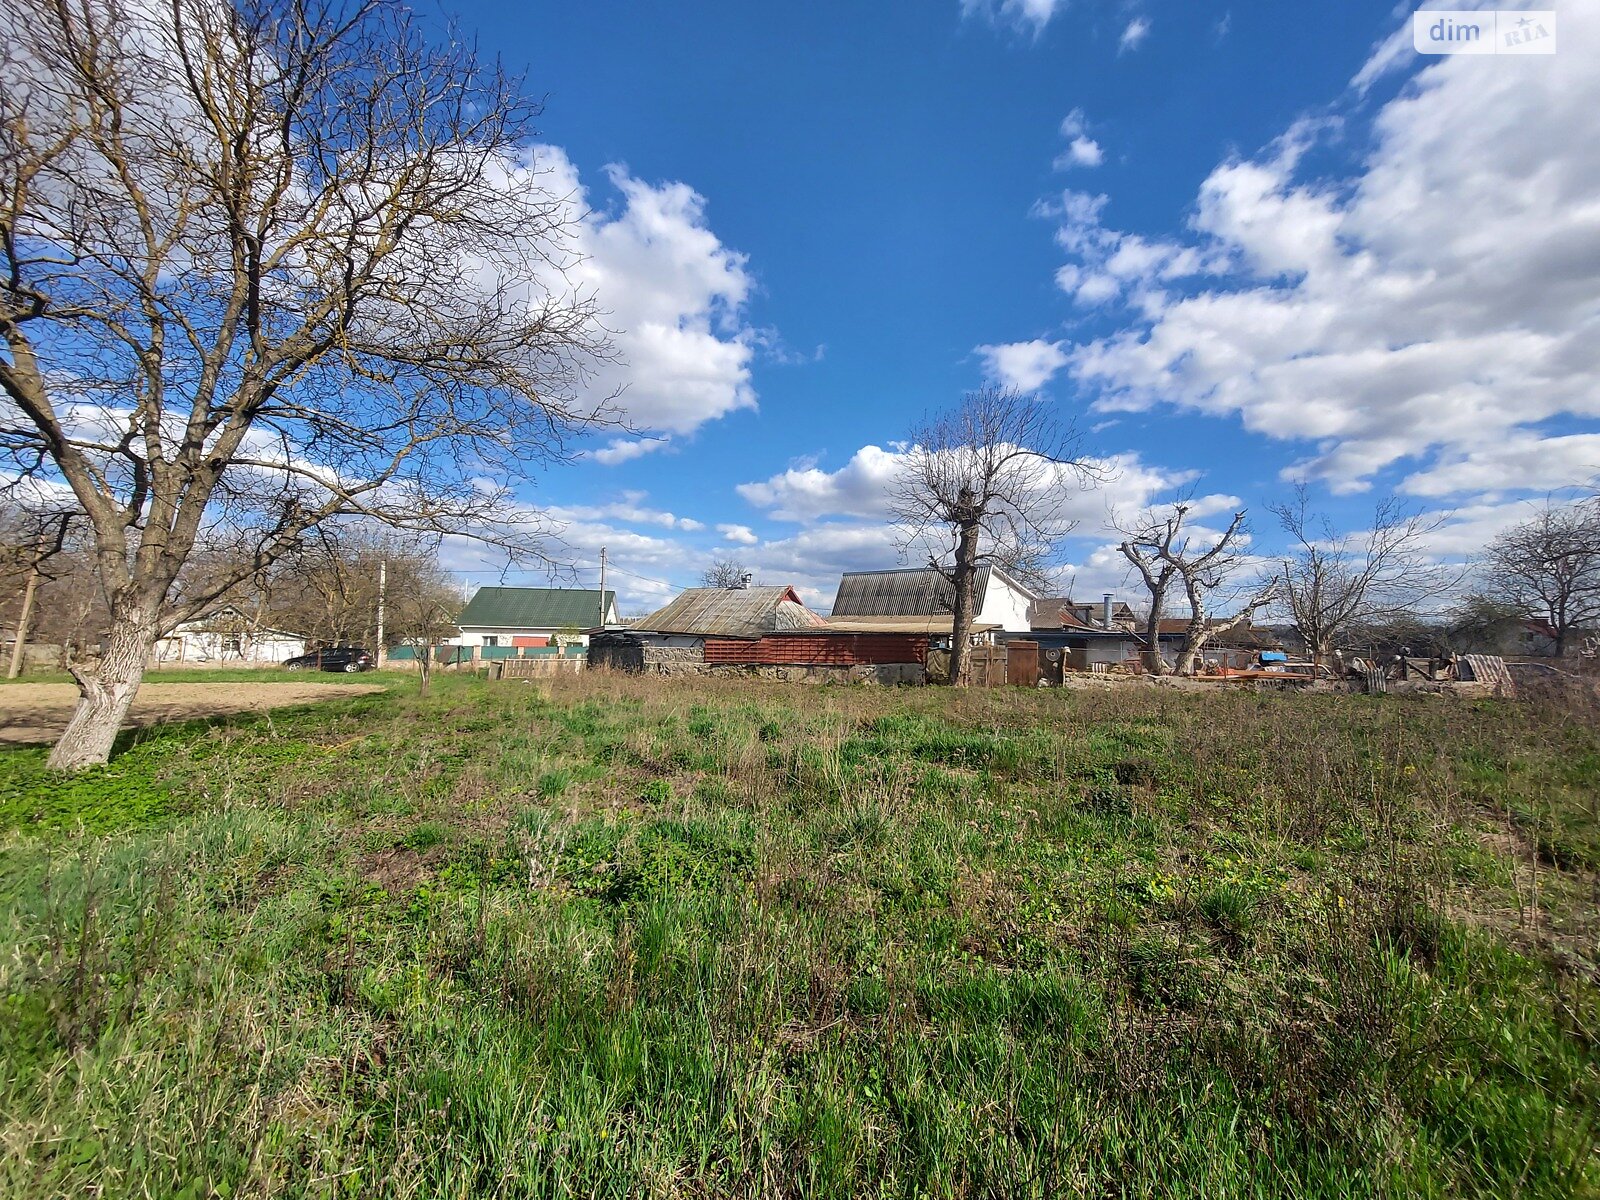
[591,586,929,682]
[829,566,1037,634]
[154,606,305,665]
[451,586,618,649]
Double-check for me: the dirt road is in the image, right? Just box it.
[0,682,385,746]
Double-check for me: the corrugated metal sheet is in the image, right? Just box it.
[703,633,929,665]
[458,586,614,629]
[632,586,825,639]
[830,567,987,617]
[1458,653,1516,696]
[822,615,998,634]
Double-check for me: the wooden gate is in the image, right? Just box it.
[962,646,1008,687]
[1007,640,1040,687]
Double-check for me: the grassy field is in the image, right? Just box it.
[1,672,1596,1198]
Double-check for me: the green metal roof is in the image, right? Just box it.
[456,586,615,630]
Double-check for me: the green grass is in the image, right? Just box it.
[0,672,1596,1198]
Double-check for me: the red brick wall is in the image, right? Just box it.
[702,634,928,666]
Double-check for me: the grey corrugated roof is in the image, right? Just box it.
[632,586,825,639]
[829,567,995,618]
[822,615,997,634]
[457,586,615,630]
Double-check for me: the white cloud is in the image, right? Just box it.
[975,339,1071,391]
[535,148,758,439]
[1351,19,1413,93]
[737,441,1220,538]
[1119,16,1151,52]
[746,523,907,609]
[588,436,669,466]
[1059,136,1105,169]
[1055,11,1600,495]
[548,492,704,532]
[735,442,1242,610]
[736,446,906,523]
[1401,435,1600,499]
[717,523,759,545]
[961,0,1067,38]
[1415,497,1569,561]
[1054,109,1104,169]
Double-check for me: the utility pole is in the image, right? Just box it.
[375,559,387,668]
[598,546,608,627]
[6,534,45,680]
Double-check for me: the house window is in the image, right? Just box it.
[222,635,242,655]
[483,635,499,647]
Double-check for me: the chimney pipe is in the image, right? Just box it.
[1102,593,1115,629]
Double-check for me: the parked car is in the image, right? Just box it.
[283,646,375,673]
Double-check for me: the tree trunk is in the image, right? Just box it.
[1175,626,1204,677]
[417,643,432,695]
[47,599,158,771]
[1142,590,1168,675]
[7,556,42,679]
[1177,592,1271,676]
[945,522,981,687]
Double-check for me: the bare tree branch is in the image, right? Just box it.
[1269,484,1460,665]
[888,385,1103,685]
[1,0,616,767]
[1476,498,1600,657]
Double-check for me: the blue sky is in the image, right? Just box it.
[435,2,1598,614]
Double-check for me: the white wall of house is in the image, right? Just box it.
[1083,639,1129,667]
[154,626,304,664]
[977,573,1036,633]
[1077,637,1180,668]
[453,626,593,648]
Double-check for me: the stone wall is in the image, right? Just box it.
[589,635,924,684]
[641,644,706,670]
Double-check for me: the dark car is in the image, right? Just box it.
[283,646,375,673]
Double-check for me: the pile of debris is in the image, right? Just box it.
[1192,649,1519,697]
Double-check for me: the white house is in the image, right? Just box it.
[829,566,1038,635]
[450,586,618,649]
[153,606,306,664]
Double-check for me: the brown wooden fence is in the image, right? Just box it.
[959,646,1008,688]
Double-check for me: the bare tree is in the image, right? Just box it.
[1443,595,1529,656]
[1269,486,1457,665]
[889,386,1099,686]
[1167,511,1275,675]
[1478,500,1600,657]
[1117,506,1188,675]
[381,549,461,695]
[1174,580,1276,675]
[1119,504,1274,675]
[1,0,615,768]
[700,559,752,589]
[1,501,79,675]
